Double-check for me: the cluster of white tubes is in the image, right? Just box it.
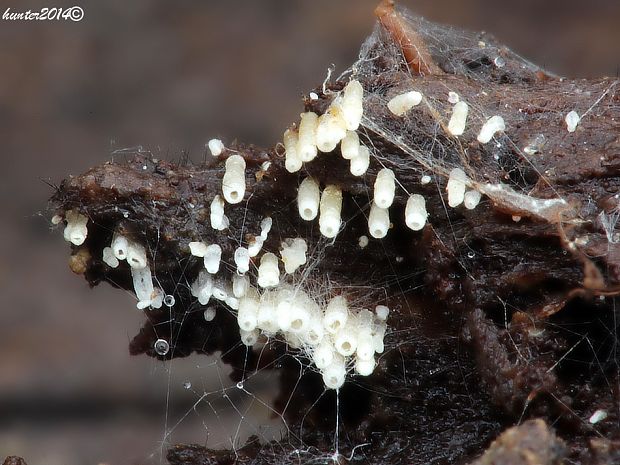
[236,286,388,389]
[446,168,481,210]
[283,80,367,177]
[297,178,343,239]
[63,210,89,246]
[101,232,163,309]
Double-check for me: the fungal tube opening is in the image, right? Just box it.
[298,177,320,221]
[447,168,468,208]
[373,168,396,209]
[350,145,370,176]
[368,202,390,239]
[340,80,364,131]
[297,111,319,162]
[405,194,428,231]
[283,128,302,173]
[319,185,343,238]
[257,252,280,288]
[222,154,246,204]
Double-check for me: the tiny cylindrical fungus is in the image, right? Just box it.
[565,110,581,133]
[340,130,360,160]
[463,189,482,210]
[447,101,469,136]
[237,288,260,331]
[257,291,279,333]
[316,106,347,153]
[257,252,280,288]
[232,274,250,298]
[297,111,319,162]
[210,195,228,230]
[127,242,148,269]
[405,194,428,231]
[313,343,335,369]
[203,244,222,274]
[208,138,225,157]
[240,329,259,347]
[189,241,208,257]
[477,115,505,143]
[319,184,343,238]
[283,128,302,173]
[111,233,129,261]
[368,202,390,239]
[102,247,119,268]
[340,80,364,131]
[447,168,468,207]
[373,168,396,208]
[322,357,347,390]
[324,296,348,334]
[298,177,320,221]
[350,145,370,176]
[354,356,375,376]
[63,210,89,246]
[234,246,250,275]
[279,238,308,274]
[222,154,246,204]
[387,90,423,116]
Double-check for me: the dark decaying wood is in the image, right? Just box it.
[48,1,620,464]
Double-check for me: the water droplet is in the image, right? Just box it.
[236,381,244,389]
[163,295,175,307]
[183,381,192,390]
[154,338,169,356]
[467,251,475,258]
[494,56,506,68]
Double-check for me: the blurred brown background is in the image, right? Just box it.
[0,1,618,464]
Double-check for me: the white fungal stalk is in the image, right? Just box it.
[373,168,396,208]
[316,104,347,153]
[350,145,370,176]
[222,154,246,204]
[297,112,319,162]
[387,90,422,116]
[368,202,390,239]
[565,110,580,133]
[210,195,229,230]
[447,101,469,136]
[477,115,506,143]
[257,252,280,288]
[463,189,482,210]
[298,177,320,221]
[283,128,302,173]
[447,168,468,208]
[203,244,222,274]
[405,194,428,231]
[339,80,364,131]
[208,138,225,157]
[63,210,88,246]
[340,130,360,160]
[319,185,343,238]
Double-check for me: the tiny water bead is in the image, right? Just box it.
[163,294,175,307]
[236,381,244,389]
[183,381,192,390]
[154,338,170,356]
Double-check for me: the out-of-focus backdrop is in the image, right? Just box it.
[0,1,618,464]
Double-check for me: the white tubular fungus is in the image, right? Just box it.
[211,279,229,301]
[404,194,428,231]
[387,90,423,116]
[358,235,369,248]
[257,252,280,288]
[448,91,460,104]
[304,319,325,346]
[447,168,468,208]
[298,177,320,221]
[234,247,250,274]
[131,266,161,309]
[102,247,119,268]
[257,291,279,334]
[463,189,482,210]
[316,105,347,153]
[225,296,239,310]
[222,155,246,204]
[565,110,580,133]
[112,234,129,261]
[203,244,222,274]
[420,175,432,185]
[127,242,148,269]
[208,138,225,157]
[210,195,229,230]
[275,289,294,331]
[340,80,364,131]
[297,111,319,162]
[288,301,313,334]
[322,357,347,390]
[232,274,250,298]
[355,357,376,376]
[373,168,396,208]
[319,185,343,238]
[368,202,390,239]
[283,128,302,173]
[280,238,308,274]
[247,217,272,258]
[447,101,469,136]
[63,210,88,246]
[191,270,214,305]
[203,307,217,322]
[589,409,608,424]
[356,335,375,361]
[51,214,62,225]
[313,343,335,369]
[324,296,348,334]
[240,329,259,347]
[350,145,370,176]
[477,115,506,143]
[189,241,208,257]
[340,130,360,160]
[237,288,260,331]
